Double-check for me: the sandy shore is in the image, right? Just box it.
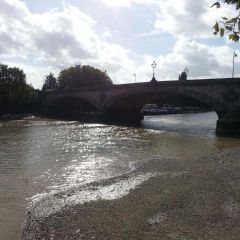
[21,147,240,240]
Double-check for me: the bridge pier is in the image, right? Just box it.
[216,113,240,135]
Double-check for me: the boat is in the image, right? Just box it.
[142,108,169,115]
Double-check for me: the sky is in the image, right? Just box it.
[0,0,240,89]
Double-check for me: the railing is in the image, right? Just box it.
[41,78,240,95]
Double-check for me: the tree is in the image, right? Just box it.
[212,1,240,42]
[57,65,113,90]
[0,64,26,113]
[0,63,38,114]
[42,73,57,91]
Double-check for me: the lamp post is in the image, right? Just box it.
[151,61,157,78]
[133,73,136,83]
[232,51,237,78]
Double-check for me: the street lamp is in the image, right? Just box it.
[232,50,237,78]
[151,61,157,78]
[184,67,189,75]
[133,73,136,83]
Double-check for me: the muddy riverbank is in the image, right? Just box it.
[21,147,240,240]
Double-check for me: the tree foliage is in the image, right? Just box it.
[57,65,113,90]
[212,1,240,42]
[42,73,57,91]
[0,63,38,114]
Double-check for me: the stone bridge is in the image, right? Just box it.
[40,78,240,135]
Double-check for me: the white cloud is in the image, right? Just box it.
[0,0,138,88]
[99,0,132,8]
[154,0,239,40]
[101,28,112,39]
[99,0,159,8]
[0,0,239,89]
[153,40,238,80]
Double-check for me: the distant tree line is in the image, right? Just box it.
[0,63,39,115]
[0,63,113,116]
[42,65,113,91]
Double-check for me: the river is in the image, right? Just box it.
[1,112,240,240]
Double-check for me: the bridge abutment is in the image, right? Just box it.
[216,113,240,135]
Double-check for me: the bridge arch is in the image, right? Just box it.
[46,91,99,108]
[46,96,98,119]
[104,87,167,121]
[178,89,223,117]
[105,87,215,121]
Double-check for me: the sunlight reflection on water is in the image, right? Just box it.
[1,112,240,240]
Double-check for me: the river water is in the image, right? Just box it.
[1,112,240,240]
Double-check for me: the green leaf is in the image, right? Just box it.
[211,2,221,8]
[229,33,240,42]
[229,17,238,23]
[213,22,219,33]
[226,25,233,31]
[235,34,240,42]
[220,28,225,37]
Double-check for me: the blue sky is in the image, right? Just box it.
[0,0,239,89]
